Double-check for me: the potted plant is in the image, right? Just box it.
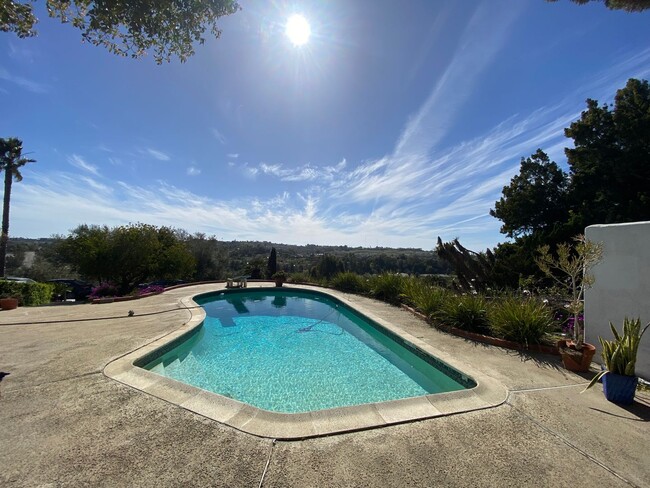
[536,235,603,372]
[584,317,649,404]
[272,271,287,287]
[0,294,19,310]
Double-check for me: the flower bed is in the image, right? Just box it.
[91,284,165,304]
[401,304,560,355]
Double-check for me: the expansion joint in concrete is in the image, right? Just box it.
[257,438,277,488]
[2,370,103,394]
[504,395,639,488]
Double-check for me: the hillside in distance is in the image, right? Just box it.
[7,237,451,280]
[215,240,451,276]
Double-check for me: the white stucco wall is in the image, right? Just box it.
[585,222,650,380]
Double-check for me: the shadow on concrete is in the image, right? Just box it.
[0,372,9,399]
[451,333,571,372]
[589,398,650,422]
[505,349,566,371]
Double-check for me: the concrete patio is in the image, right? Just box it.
[1,283,648,487]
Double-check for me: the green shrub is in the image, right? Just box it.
[437,294,490,334]
[330,272,369,294]
[0,280,54,306]
[287,272,315,284]
[488,297,554,346]
[414,286,451,317]
[401,277,451,317]
[368,273,405,304]
[399,276,422,306]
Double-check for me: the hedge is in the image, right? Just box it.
[0,281,54,306]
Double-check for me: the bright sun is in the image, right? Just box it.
[285,14,311,46]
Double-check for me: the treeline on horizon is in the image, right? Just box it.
[4,78,649,295]
[5,232,451,286]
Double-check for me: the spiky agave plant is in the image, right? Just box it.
[584,317,650,391]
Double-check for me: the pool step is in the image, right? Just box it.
[150,362,165,375]
[180,351,199,368]
[167,357,181,370]
[150,351,199,376]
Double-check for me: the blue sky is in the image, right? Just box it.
[1,0,649,250]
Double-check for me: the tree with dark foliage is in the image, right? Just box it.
[547,0,650,12]
[56,223,195,294]
[491,149,569,239]
[565,78,650,230]
[267,247,277,278]
[1,0,240,63]
[0,137,35,277]
[489,78,650,287]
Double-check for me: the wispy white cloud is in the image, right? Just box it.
[0,66,49,93]
[574,46,650,103]
[242,163,258,178]
[227,153,239,158]
[8,42,35,63]
[9,21,650,251]
[393,1,524,160]
[212,128,227,145]
[68,154,100,176]
[405,6,452,83]
[257,158,347,182]
[187,166,201,176]
[143,148,171,161]
[80,176,112,194]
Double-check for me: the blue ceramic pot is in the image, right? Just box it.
[602,372,637,405]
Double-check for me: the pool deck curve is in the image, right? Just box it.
[104,284,506,439]
[1,282,648,487]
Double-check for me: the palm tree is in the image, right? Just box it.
[0,138,35,277]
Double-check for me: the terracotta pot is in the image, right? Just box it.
[558,339,596,372]
[0,297,19,310]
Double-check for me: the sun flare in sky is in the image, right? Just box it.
[3,2,650,250]
[285,14,311,46]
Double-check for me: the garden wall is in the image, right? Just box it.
[585,221,650,380]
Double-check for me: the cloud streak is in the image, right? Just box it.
[393,1,523,160]
[257,159,346,182]
[68,154,100,176]
[0,66,49,93]
[212,128,227,145]
[9,20,650,252]
[144,148,171,161]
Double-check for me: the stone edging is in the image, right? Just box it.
[104,284,508,439]
[92,291,163,304]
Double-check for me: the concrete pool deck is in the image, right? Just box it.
[1,282,648,487]
[105,285,505,439]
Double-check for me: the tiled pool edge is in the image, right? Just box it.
[103,285,508,440]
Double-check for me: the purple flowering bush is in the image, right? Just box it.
[90,282,119,299]
[563,314,584,336]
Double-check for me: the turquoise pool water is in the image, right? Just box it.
[142,289,474,413]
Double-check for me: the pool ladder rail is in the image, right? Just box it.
[226,276,248,289]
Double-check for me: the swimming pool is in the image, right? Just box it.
[141,289,475,413]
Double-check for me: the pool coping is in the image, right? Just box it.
[103,284,508,440]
